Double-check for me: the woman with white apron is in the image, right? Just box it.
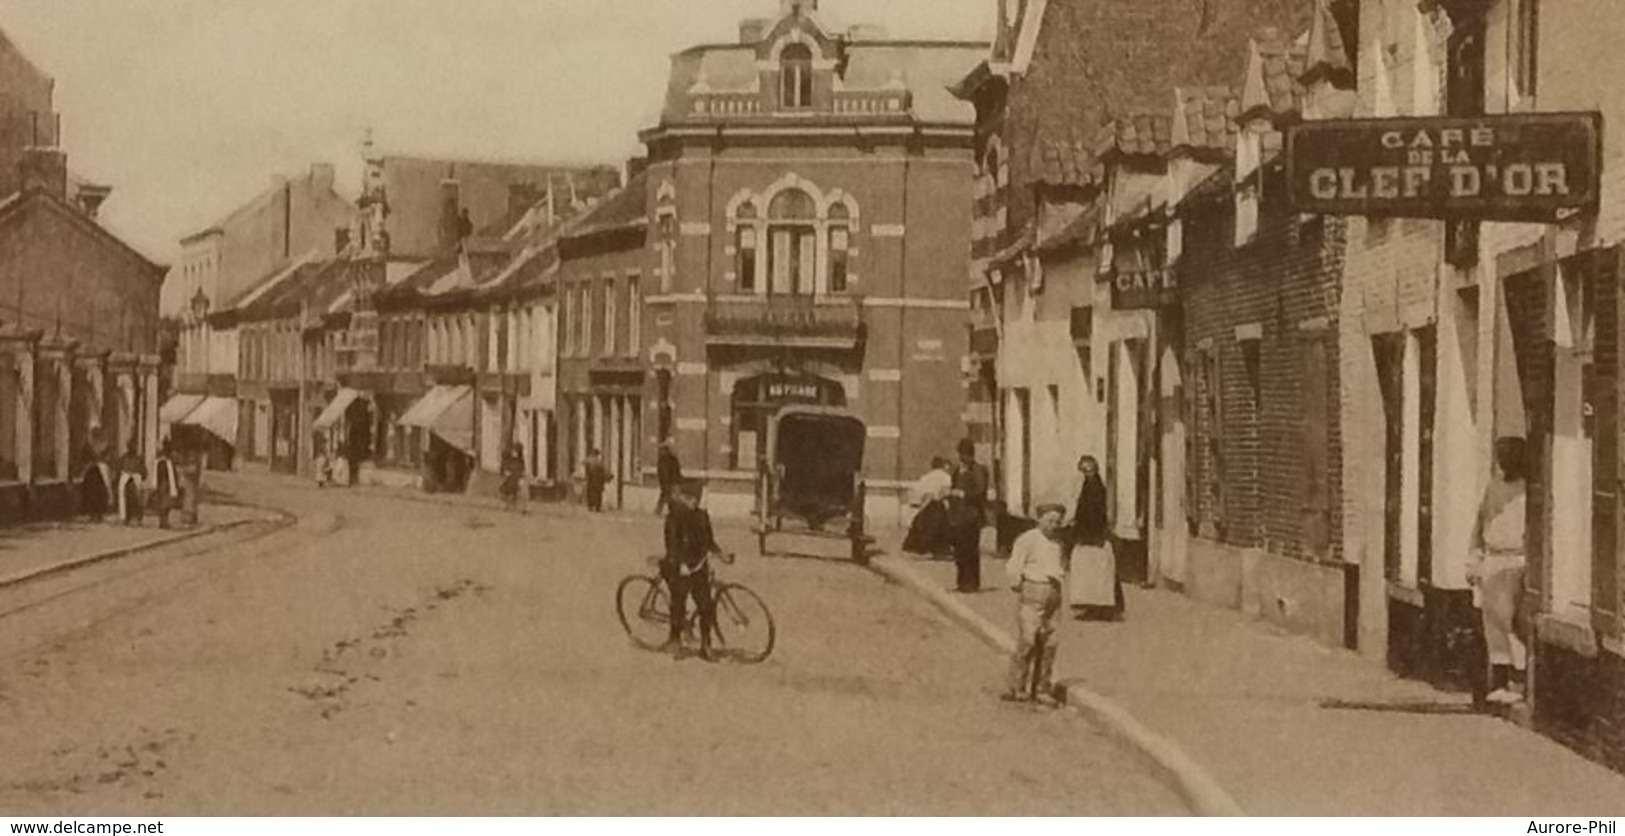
[1469,436,1529,706]
[1068,455,1123,620]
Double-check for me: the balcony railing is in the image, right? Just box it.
[690,92,762,117]
[703,294,865,348]
[832,90,910,115]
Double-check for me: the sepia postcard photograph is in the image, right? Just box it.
[0,0,1622,826]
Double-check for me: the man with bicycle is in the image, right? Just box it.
[661,479,724,661]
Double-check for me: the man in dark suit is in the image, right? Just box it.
[949,438,990,593]
[661,480,723,660]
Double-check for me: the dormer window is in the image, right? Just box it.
[781,43,813,109]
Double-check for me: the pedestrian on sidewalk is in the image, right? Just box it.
[1068,455,1123,621]
[150,440,181,530]
[1469,436,1530,707]
[903,456,953,560]
[655,441,683,516]
[1003,503,1069,705]
[116,442,147,527]
[500,443,527,514]
[948,438,989,593]
[583,448,609,512]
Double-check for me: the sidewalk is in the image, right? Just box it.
[0,505,265,588]
[877,548,1625,816]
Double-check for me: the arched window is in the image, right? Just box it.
[767,189,817,296]
[780,43,813,109]
[735,203,759,292]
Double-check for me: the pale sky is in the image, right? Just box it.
[0,0,992,265]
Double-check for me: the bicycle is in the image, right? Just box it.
[615,553,777,663]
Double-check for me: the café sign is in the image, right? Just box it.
[1285,113,1603,223]
[1111,267,1177,310]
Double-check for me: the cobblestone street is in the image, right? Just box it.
[0,475,1183,815]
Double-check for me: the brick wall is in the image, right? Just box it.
[1181,185,1346,563]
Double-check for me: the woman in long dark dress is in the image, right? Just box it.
[903,457,954,559]
[78,446,111,521]
[1068,455,1123,621]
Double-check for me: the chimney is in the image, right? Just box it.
[310,162,336,192]
[438,176,464,251]
[19,147,68,199]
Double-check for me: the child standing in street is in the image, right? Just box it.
[1002,503,1069,705]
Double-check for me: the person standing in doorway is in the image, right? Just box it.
[116,442,146,527]
[948,438,990,593]
[1003,503,1069,705]
[1469,436,1530,707]
[583,448,609,513]
[1069,455,1124,621]
[78,443,112,523]
[150,440,181,530]
[655,440,683,516]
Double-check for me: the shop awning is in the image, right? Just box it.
[179,397,239,446]
[398,385,473,454]
[313,388,362,431]
[159,393,206,425]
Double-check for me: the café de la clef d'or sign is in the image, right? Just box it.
[1285,112,1603,223]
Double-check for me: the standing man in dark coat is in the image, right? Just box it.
[655,441,683,516]
[949,438,990,593]
[661,480,723,660]
[583,448,609,512]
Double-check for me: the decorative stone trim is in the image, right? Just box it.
[871,224,906,238]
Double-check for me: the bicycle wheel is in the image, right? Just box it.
[709,583,775,663]
[616,575,671,651]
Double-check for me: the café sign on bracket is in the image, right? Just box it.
[1285,112,1603,223]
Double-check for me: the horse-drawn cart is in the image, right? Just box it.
[753,406,872,562]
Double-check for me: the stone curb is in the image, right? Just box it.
[0,509,290,591]
[868,554,1247,818]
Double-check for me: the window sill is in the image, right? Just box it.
[1386,581,1425,608]
[1535,610,1602,658]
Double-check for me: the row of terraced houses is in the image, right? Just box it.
[155,0,1625,770]
[964,0,1625,771]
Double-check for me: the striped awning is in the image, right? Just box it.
[158,393,206,425]
[313,388,362,431]
[398,385,473,454]
[179,397,238,446]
